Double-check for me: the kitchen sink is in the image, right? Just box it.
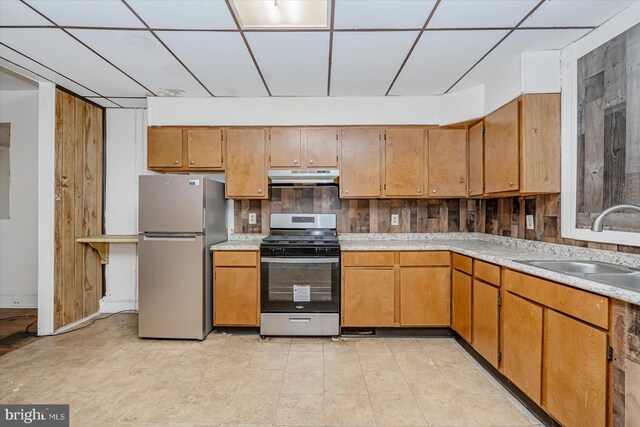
[517,259,640,290]
[586,273,640,290]
[519,260,635,275]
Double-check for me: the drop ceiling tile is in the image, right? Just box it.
[157,31,267,96]
[391,30,508,95]
[428,0,539,28]
[68,29,210,96]
[85,97,120,108]
[107,97,148,108]
[25,0,145,28]
[331,31,418,96]
[523,1,635,27]
[245,32,329,96]
[453,28,592,91]
[127,0,236,30]
[0,0,52,26]
[0,28,145,96]
[0,49,96,96]
[334,0,436,29]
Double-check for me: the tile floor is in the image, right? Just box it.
[0,313,542,426]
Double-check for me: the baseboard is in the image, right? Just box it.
[0,294,37,308]
[99,297,137,313]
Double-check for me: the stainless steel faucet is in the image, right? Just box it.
[591,204,640,232]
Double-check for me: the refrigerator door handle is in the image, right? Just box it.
[142,235,198,242]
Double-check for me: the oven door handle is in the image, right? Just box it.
[261,257,339,264]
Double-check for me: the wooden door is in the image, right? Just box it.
[269,128,302,168]
[148,127,183,168]
[54,90,103,330]
[544,310,608,427]
[214,267,258,326]
[468,121,484,196]
[452,269,472,342]
[472,280,500,367]
[503,292,543,404]
[187,128,223,169]
[384,128,425,197]
[343,269,394,326]
[226,128,268,199]
[428,129,467,197]
[340,128,382,198]
[306,128,339,167]
[400,267,450,326]
[484,99,519,193]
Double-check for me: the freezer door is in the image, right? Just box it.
[138,234,206,339]
[139,175,204,233]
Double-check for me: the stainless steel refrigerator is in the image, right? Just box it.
[138,175,226,340]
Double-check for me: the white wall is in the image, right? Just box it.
[102,108,148,313]
[0,90,39,308]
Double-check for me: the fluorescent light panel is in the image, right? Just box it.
[232,0,328,28]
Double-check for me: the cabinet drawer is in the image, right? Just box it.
[452,253,472,274]
[504,269,609,329]
[214,251,258,267]
[474,260,501,286]
[399,251,450,266]
[342,251,394,267]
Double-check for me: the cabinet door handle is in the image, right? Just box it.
[309,159,314,164]
[189,160,194,165]
[508,181,514,187]
[417,189,421,193]
[432,189,437,193]
[345,189,349,194]
[257,189,263,193]
[294,159,298,164]
[174,160,179,164]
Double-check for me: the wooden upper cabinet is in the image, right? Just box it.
[306,128,339,168]
[340,128,383,198]
[384,128,425,197]
[544,310,608,427]
[468,122,484,196]
[148,127,183,168]
[427,129,467,197]
[484,100,519,194]
[269,128,302,168]
[225,128,268,199]
[186,128,223,169]
[520,94,560,193]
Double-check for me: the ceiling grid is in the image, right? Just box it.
[0,0,634,105]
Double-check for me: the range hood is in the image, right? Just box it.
[268,169,339,185]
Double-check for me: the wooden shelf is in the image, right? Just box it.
[76,234,138,265]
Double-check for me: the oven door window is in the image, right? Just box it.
[261,257,339,313]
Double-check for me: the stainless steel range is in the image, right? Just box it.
[260,214,340,338]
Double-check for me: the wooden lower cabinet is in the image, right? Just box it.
[452,269,472,342]
[544,310,608,427]
[502,291,543,404]
[213,251,259,326]
[400,267,450,326]
[342,269,395,327]
[472,279,500,367]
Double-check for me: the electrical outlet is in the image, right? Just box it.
[249,213,257,225]
[526,215,535,230]
[391,214,399,226]
[12,299,22,307]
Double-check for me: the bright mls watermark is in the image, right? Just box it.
[1,405,69,426]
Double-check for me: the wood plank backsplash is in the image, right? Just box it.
[233,186,639,252]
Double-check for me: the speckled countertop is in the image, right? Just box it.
[212,232,640,305]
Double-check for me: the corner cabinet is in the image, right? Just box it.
[483,94,560,195]
[225,128,268,199]
[148,127,224,172]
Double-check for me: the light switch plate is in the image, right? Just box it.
[526,215,534,230]
[249,213,257,225]
[391,214,399,226]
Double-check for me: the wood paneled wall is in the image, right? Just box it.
[54,90,104,330]
[233,187,640,252]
